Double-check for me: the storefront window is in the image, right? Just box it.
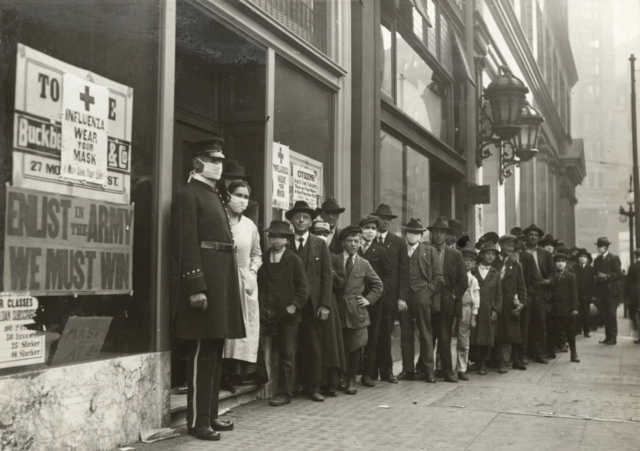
[407,147,430,224]
[0,1,159,375]
[381,24,393,97]
[396,32,446,140]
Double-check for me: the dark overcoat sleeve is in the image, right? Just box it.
[292,255,310,310]
[364,260,384,305]
[319,239,333,308]
[379,248,396,299]
[172,190,207,297]
[569,273,579,312]
[493,272,503,315]
[427,246,444,294]
[331,255,346,290]
[398,248,410,301]
[452,250,468,300]
[515,262,527,306]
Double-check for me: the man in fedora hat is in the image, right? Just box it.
[357,215,394,388]
[171,138,243,441]
[513,231,541,365]
[522,224,555,363]
[218,160,260,225]
[371,204,408,384]
[593,237,623,345]
[286,201,333,401]
[446,219,464,248]
[396,218,444,383]
[317,197,346,255]
[427,217,467,383]
[575,248,596,337]
[258,220,309,406]
[627,249,640,343]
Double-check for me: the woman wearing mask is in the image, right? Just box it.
[547,252,580,362]
[222,180,263,391]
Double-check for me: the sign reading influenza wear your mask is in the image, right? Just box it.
[12,44,133,204]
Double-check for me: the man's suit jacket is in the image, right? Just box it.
[399,242,444,301]
[329,227,342,255]
[358,241,395,305]
[532,247,555,281]
[378,232,408,312]
[626,261,640,300]
[336,253,383,329]
[289,233,333,313]
[593,252,623,298]
[518,251,541,305]
[575,263,595,301]
[433,245,467,316]
[493,256,528,307]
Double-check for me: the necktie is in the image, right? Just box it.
[297,237,304,254]
[362,243,369,254]
[408,245,414,257]
[378,236,383,246]
[346,256,354,278]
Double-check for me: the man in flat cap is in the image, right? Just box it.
[593,237,623,345]
[317,197,346,255]
[171,138,243,441]
[371,204,408,384]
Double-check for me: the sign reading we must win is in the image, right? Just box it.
[3,186,134,295]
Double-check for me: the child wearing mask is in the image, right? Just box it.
[547,252,580,362]
[258,220,310,406]
[470,242,502,375]
[456,248,480,381]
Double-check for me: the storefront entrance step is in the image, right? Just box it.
[170,385,259,428]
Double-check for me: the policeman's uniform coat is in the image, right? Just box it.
[171,179,245,340]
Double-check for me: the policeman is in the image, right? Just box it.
[171,138,245,441]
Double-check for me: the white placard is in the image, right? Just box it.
[0,294,44,369]
[272,143,290,210]
[292,164,320,209]
[61,73,109,185]
[12,44,133,204]
[289,150,323,209]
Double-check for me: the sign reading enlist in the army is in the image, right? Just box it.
[3,186,134,296]
[12,44,133,204]
[0,294,45,369]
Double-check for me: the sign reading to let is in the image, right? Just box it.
[0,294,44,369]
[272,143,290,210]
[3,186,134,296]
[12,44,133,204]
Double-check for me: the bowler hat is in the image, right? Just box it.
[317,197,345,213]
[223,160,251,178]
[510,227,523,238]
[498,234,518,245]
[359,215,381,228]
[311,219,331,233]
[285,200,319,221]
[479,241,498,255]
[539,234,555,246]
[190,138,225,159]
[475,236,487,250]
[339,225,363,242]
[371,204,397,219]
[427,216,452,233]
[595,237,612,247]
[553,253,569,262]
[402,218,426,233]
[461,248,478,260]
[448,219,463,233]
[523,223,545,237]
[577,248,592,258]
[483,232,499,244]
[265,220,293,235]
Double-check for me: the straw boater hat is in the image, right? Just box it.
[317,197,345,214]
[371,203,398,219]
[427,217,452,233]
[523,223,544,237]
[339,225,363,241]
[285,200,318,221]
[190,138,225,159]
[359,215,381,228]
[402,218,426,233]
[265,220,294,235]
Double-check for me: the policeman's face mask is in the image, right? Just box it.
[196,158,223,181]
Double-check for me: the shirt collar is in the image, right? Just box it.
[379,231,389,240]
[191,174,215,188]
[295,231,309,242]
[408,242,420,251]
[602,251,609,259]
[343,251,355,261]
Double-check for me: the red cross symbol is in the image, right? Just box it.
[79,85,95,112]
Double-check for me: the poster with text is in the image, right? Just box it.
[3,186,134,296]
[272,143,290,210]
[12,44,133,204]
[292,164,320,209]
[0,294,44,369]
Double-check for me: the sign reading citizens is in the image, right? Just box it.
[12,44,133,204]
[3,186,134,296]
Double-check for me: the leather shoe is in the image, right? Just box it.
[604,339,616,345]
[443,373,458,383]
[547,352,557,359]
[269,395,292,407]
[187,426,221,441]
[322,386,338,397]
[211,419,234,431]
[345,381,358,395]
[361,375,375,387]
[434,369,444,379]
[478,362,488,376]
[397,371,415,381]
[512,362,527,371]
[425,374,436,384]
[310,392,325,402]
[498,363,508,374]
[458,372,469,381]
[385,374,398,384]
[413,371,427,381]
[571,354,580,363]
[520,356,529,366]
[534,356,548,364]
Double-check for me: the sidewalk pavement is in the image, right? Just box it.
[121,308,640,451]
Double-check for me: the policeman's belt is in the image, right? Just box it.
[201,241,237,253]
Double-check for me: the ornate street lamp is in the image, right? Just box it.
[620,175,635,256]
[476,65,544,184]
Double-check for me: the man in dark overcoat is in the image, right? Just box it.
[547,252,580,362]
[357,215,395,388]
[575,248,596,337]
[593,237,623,345]
[522,224,555,363]
[317,197,346,255]
[287,201,333,401]
[171,138,244,441]
[427,217,467,383]
[626,249,640,341]
[371,204,408,384]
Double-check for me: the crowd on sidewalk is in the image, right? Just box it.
[171,139,627,442]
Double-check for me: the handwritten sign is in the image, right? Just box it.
[292,164,319,209]
[272,143,290,210]
[12,44,133,204]
[60,73,109,185]
[3,186,134,296]
[0,294,44,369]
[51,316,112,365]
